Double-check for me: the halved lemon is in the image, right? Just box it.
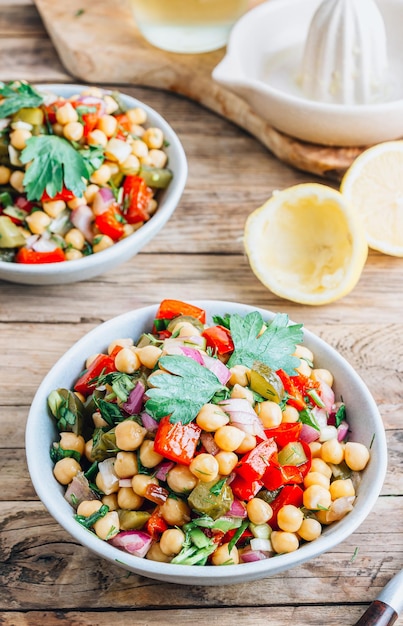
[244,183,368,306]
[341,140,403,256]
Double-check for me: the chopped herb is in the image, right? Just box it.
[228,520,249,552]
[0,81,44,117]
[94,396,125,426]
[50,444,81,464]
[78,144,105,177]
[145,355,226,424]
[70,493,78,506]
[369,433,375,449]
[74,503,109,529]
[298,406,320,431]
[95,371,136,402]
[334,403,346,428]
[75,8,85,16]
[226,312,303,374]
[350,546,359,562]
[84,461,99,481]
[209,478,227,495]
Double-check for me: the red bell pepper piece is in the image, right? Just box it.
[114,113,132,134]
[154,299,207,324]
[202,325,234,356]
[153,415,201,465]
[72,101,103,136]
[276,369,307,411]
[145,507,168,539]
[235,438,278,483]
[15,247,66,264]
[230,474,263,502]
[41,187,76,203]
[262,439,312,490]
[267,484,304,529]
[95,204,125,241]
[73,353,116,397]
[122,175,153,224]
[264,422,302,448]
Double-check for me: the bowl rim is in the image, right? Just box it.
[0,83,188,279]
[25,300,388,584]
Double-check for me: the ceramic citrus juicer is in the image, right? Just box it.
[212,0,403,146]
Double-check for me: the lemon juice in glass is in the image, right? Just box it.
[130,0,248,54]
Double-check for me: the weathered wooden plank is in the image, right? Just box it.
[0,5,46,37]
[0,38,70,82]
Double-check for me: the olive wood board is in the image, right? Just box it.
[35,0,370,180]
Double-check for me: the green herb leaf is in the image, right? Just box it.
[94,397,125,426]
[298,407,320,431]
[145,355,226,425]
[20,135,88,200]
[74,503,109,529]
[95,371,136,403]
[0,81,44,118]
[50,444,81,464]
[209,478,227,496]
[226,312,303,374]
[78,144,105,177]
[334,403,346,428]
[228,519,249,552]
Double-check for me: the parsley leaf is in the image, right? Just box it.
[78,145,105,177]
[145,355,226,425]
[0,81,44,118]
[20,135,88,200]
[94,397,125,427]
[226,311,303,374]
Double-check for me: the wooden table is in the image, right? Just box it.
[1,2,402,625]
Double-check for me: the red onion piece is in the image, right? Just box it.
[300,423,320,443]
[337,420,349,441]
[140,410,159,432]
[311,407,328,430]
[201,353,231,385]
[92,187,115,216]
[318,380,335,413]
[77,95,106,115]
[228,499,247,518]
[32,235,58,252]
[25,234,39,249]
[219,398,267,440]
[109,530,152,558]
[70,204,94,242]
[200,431,220,455]
[240,549,269,563]
[180,346,204,365]
[154,460,175,481]
[122,380,145,415]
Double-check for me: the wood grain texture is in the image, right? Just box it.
[32,0,370,179]
[1,3,402,625]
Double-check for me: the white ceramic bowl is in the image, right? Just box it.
[0,84,187,285]
[213,0,403,146]
[26,301,387,585]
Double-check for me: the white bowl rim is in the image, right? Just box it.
[25,300,388,584]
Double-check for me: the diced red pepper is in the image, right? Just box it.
[222,526,254,547]
[202,325,234,356]
[276,369,307,411]
[41,187,76,203]
[122,175,153,224]
[114,113,132,134]
[145,507,168,539]
[235,438,277,483]
[230,474,263,502]
[262,439,312,490]
[95,204,125,241]
[153,415,201,465]
[71,101,103,136]
[264,422,302,448]
[109,344,124,359]
[267,484,304,529]
[154,300,207,324]
[73,353,116,397]
[15,247,66,264]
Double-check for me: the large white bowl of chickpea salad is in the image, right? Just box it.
[0,82,187,285]
[25,300,387,585]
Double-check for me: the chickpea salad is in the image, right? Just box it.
[48,299,370,566]
[0,81,173,264]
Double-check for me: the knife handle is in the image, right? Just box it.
[354,600,398,626]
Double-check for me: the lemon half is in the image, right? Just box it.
[341,140,403,256]
[244,183,368,306]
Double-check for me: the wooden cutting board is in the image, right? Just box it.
[34,0,368,180]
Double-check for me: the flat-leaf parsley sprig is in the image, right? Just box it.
[0,81,44,117]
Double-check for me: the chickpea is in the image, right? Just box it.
[0,165,11,185]
[102,493,118,510]
[137,344,162,369]
[139,440,164,468]
[76,500,103,517]
[10,128,32,150]
[246,498,273,525]
[114,451,138,478]
[9,170,25,193]
[104,94,119,114]
[117,487,144,510]
[43,199,66,219]
[303,485,332,511]
[63,121,84,142]
[310,457,332,478]
[59,432,85,455]
[281,405,300,423]
[270,531,299,554]
[53,457,81,485]
[295,359,312,378]
[84,438,95,462]
[74,391,86,403]
[277,505,304,532]
[120,154,140,175]
[214,425,245,452]
[329,478,355,500]
[311,368,334,388]
[166,464,198,493]
[293,344,314,363]
[214,451,238,476]
[304,471,330,489]
[94,510,120,540]
[235,432,256,454]
[95,470,119,496]
[84,183,99,204]
[160,496,191,526]
[65,228,85,250]
[92,410,109,428]
[96,114,118,137]
[211,542,239,566]
[160,528,185,557]
[189,453,219,483]
[142,127,164,149]
[122,223,136,238]
[87,129,108,147]
[67,196,86,210]
[65,248,82,261]
[131,474,159,497]
[114,347,141,373]
[298,518,322,541]
[25,210,51,235]
[90,163,112,185]
[131,138,149,159]
[256,400,282,428]
[141,149,167,169]
[320,438,344,465]
[115,420,147,451]
[170,321,201,337]
[92,234,114,253]
[56,102,78,125]
[228,364,250,387]
[344,442,370,471]
[308,441,322,458]
[196,403,229,432]
[146,542,171,563]
[127,107,147,125]
[230,383,254,405]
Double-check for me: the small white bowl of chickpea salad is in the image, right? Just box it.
[25,300,387,585]
[0,82,187,285]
